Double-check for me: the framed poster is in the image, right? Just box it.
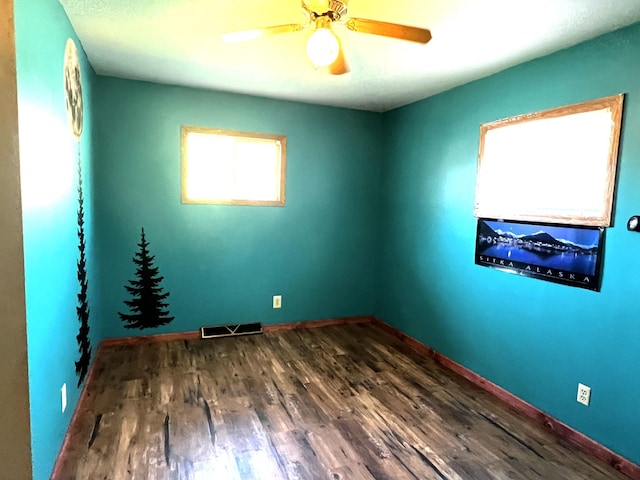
[474,95,623,226]
[475,219,604,291]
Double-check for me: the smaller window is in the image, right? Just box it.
[181,126,286,206]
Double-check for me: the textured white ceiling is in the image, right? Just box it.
[59,0,640,112]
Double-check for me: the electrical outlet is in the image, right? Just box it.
[61,383,67,413]
[273,295,282,309]
[577,383,591,406]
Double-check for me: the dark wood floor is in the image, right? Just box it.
[54,323,629,479]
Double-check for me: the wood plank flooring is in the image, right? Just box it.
[54,324,630,479]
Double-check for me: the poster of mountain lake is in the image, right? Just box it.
[475,219,604,291]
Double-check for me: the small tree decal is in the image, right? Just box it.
[75,157,91,387]
[119,228,174,329]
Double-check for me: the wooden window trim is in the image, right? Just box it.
[181,126,286,206]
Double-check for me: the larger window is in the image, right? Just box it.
[181,126,286,206]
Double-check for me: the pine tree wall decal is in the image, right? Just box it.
[119,228,174,329]
[75,157,91,387]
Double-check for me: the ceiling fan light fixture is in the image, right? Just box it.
[306,25,340,67]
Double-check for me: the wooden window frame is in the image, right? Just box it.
[181,126,286,206]
[474,94,623,226]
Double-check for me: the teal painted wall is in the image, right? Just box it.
[93,78,382,339]
[377,23,640,464]
[14,0,98,478]
[12,2,640,473]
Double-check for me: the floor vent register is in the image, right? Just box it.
[200,322,263,339]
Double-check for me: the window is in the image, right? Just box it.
[181,126,286,206]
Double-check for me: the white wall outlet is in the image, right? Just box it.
[61,383,67,413]
[577,383,591,406]
[273,295,282,309]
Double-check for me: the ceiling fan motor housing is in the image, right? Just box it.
[328,0,348,19]
[306,0,347,21]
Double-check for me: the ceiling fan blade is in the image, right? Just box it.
[301,0,314,18]
[345,17,431,44]
[329,38,349,75]
[222,23,307,43]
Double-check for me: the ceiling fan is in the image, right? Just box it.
[221,0,432,75]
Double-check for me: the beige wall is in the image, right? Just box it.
[0,0,32,476]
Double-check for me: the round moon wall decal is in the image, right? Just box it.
[64,38,83,140]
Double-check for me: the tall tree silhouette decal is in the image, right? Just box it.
[66,38,91,387]
[119,228,174,329]
[75,157,91,387]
